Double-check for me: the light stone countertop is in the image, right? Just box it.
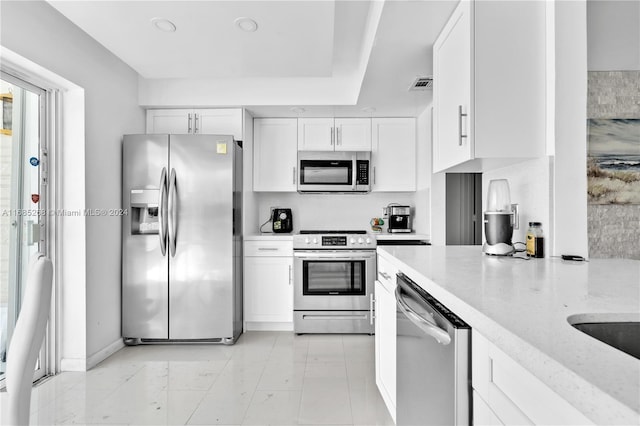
[377,245,640,425]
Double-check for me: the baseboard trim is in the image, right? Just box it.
[244,321,294,331]
[87,338,125,369]
[60,358,87,372]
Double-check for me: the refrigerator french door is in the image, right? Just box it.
[122,134,242,344]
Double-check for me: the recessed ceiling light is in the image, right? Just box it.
[290,107,305,114]
[362,107,376,113]
[151,17,176,33]
[235,17,258,33]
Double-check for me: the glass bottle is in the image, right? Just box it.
[526,222,544,258]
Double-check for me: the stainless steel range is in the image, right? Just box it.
[293,230,376,334]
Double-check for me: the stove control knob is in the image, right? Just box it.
[357,237,364,244]
[366,238,372,244]
[312,238,318,244]
[305,237,310,244]
[350,238,356,244]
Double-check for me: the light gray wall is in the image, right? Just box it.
[1,1,144,366]
[587,0,640,71]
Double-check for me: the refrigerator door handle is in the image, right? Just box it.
[158,167,168,256]
[168,168,177,257]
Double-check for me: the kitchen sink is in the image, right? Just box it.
[568,315,640,360]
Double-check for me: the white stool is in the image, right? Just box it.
[6,254,53,426]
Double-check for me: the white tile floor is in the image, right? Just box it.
[2,332,395,425]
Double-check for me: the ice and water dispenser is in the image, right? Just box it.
[130,189,160,234]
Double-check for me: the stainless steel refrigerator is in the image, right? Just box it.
[122,134,242,345]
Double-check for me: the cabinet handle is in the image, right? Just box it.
[373,166,376,185]
[293,167,296,185]
[258,247,279,251]
[194,113,199,134]
[337,127,341,146]
[188,113,192,133]
[288,265,292,285]
[458,105,468,146]
[378,271,391,280]
[331,127,334,146]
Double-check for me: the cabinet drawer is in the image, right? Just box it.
[377,255,398,290]
[472,331,593,425]
[245,240,293,257]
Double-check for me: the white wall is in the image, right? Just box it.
[587,0,640,71]
[253,192,418,235]
[1,1,144,369]
[414,107,432,236]
[483,157,553,250]
[551,0,589,258]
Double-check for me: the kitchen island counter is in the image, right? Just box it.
[377,245,639,425]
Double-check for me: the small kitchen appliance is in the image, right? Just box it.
[387,205,412,233]
[482,179,518,256]
[271,208,293,233]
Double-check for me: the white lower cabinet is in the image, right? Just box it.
[243,240,293,330]
[472,330,593,425]
[375,255,397,423]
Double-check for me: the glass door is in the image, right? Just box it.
[0,73,48,385]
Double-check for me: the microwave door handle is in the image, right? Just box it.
[352,158,357,190]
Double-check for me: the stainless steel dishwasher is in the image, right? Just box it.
[395,272,471,425]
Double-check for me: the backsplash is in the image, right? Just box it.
[254,192,422,235]
[587,71,640,260]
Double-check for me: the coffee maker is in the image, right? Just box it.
[387,205,412,233]
[482,179,518,255]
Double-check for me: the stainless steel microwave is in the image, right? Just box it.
[297,151,371,193]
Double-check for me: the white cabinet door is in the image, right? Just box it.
[432,0,472,172]
[244,256,293,323]
[146,109,191,134]
[253,118,298,192]
[335,118,371,151]
[472,330,593,426]
[195,108,243,139]
[432,1,546,173]
[146,108,243,139]
[375,254,397,423]
[298,118,335,151]
[371,118,416,192]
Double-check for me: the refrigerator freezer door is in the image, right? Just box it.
[122,135,169,339]
[168,135,235,339]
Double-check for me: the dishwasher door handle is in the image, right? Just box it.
[395,287,451,345]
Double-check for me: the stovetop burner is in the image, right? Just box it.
[299,230,367,235]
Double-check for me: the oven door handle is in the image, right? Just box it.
[294,255,374,261]
[395,286,451,345]
[294,251,376,259]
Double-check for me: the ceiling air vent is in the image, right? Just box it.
[409,76,433,91]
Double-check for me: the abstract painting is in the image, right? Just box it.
[587,119,640,204]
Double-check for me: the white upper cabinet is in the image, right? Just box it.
[371,118,416,192]
[298,118,372,151]
[253,118,298,192]
[297,118,335,151]
[335,118,372,151]
[432,0,546,173]
[146,108,243,140]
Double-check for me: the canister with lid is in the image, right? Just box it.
[526,222,544,258]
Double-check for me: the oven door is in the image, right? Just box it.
[293,250,376,311]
